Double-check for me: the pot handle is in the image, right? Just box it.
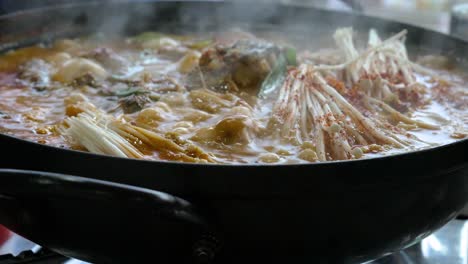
[0,169,219,263]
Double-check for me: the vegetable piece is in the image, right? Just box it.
[60,111,144,159]
[258,153,280,163]
[64,93,97,117]
[143,37,180,50]
[115,87,148,97]
[298,149,318,162]
[258,54,287,98]
[316,27,440,129]
[60,108,214,163]
[285,47,297,66]
[46,52,72,66]
[258,46,297,98]
[132,32,181,50]
[191,114,257,145]
[352,147,363,158]
[53,58,108,84]
[177,50,201,73]
[131,32,165,43]
[189,89,233,113]
[135,107,166,128]
[331,27,429,107]
[159,92,186,107]
[188,39,213,50]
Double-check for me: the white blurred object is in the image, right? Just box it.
[359,0,451,33]
[280,0,451,33]
[451,3,468,40]
[385,0,451,10]
[279,0,353,11]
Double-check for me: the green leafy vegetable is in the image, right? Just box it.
[188,39,214,50]
[285,47,297,66]
[258,54,287,98]
[258,46,298,98]
[131,32,165,43]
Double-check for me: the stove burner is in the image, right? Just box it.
[0,219,467,264]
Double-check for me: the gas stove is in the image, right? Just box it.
[0,218,466,264]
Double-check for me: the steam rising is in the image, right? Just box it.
[2,0,437,56]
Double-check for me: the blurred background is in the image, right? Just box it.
[291,0,468,33]
[1,0,468,36]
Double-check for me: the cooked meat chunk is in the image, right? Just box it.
[188,39,281,93]
[119,94,151,114]
[191,114,257,145]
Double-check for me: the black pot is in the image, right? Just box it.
[0,1,467,263]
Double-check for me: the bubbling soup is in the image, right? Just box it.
[0,28,466,164]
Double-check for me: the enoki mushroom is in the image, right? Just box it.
[60,108,215,163]
[313,28,439,130]
[268,64,424,161]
